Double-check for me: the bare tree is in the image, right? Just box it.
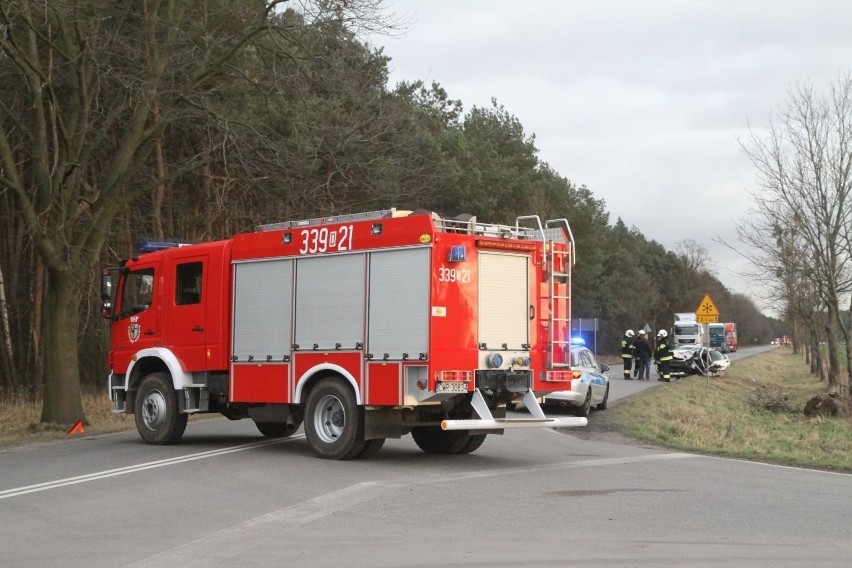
[0,0,391,425]
[675,239,714,274]
[738,74,852,398]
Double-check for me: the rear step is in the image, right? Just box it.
[441,389,587,431]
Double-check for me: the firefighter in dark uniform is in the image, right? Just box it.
[633,329,652,380]
[621,329,635,380]
[655,329,673,382]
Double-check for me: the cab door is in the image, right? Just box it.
[112,263,160,373]
[165,255,208,371]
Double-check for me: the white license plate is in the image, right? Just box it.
[436,381,468,393]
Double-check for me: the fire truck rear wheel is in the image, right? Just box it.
[254,421,301,438]
[457,434,487,454]
[134,372,188,445]
[304,378,367,460]
[411,427,473,455]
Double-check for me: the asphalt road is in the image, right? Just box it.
[1,345,849,567]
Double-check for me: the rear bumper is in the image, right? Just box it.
[541,383,583,406]
[475,369,531,393]
[441,389,588,431]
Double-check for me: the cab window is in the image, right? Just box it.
[175,262,203,305]
[119,268,154,318]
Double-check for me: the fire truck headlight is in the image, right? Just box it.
[486,353,503,368]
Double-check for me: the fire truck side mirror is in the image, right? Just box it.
[101,270,114,319]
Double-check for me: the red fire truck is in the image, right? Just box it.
[724,322,738,353]
[101,209,585,459]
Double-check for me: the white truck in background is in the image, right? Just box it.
[673,312,704,347]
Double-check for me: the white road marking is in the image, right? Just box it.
[0,436,301,500]
[123,451,698,567]
[426,452,698,484]
[125,481,392,568]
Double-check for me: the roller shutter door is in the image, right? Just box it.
[295,254,366,350]
[232,259,293,360]
[479,252,529,349]
[368,248,429,360]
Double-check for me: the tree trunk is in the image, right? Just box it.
[0,261,16,386]
[809,338,824,381]
[151,101,167,240]
[40,268,86,426]
[30,259,45,392]
[824,308,840,391]
[841,296,852,400]
[791,319,800,355]
[805,343,814,376]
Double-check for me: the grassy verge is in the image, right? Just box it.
[0,388,223,449]
[0,388,136,449]
[609,347,852,471]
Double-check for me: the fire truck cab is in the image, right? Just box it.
[102,209,585,459]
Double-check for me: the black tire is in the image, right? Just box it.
[457,434,487,455]
[574,389,592,418]
[304,378,366,460]
[357,438,386,459]
[597,384,610,410]
[134,372,188,445]
[254,421,301,438]
[411,427,472,455]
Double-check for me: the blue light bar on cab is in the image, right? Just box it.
[135,239,192,253]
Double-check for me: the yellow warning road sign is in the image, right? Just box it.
[696,294,719,318]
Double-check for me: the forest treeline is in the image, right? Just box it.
[0,1,780,422]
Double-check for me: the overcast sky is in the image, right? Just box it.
[368,0,852,314]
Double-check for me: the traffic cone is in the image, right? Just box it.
[67,420,84,435]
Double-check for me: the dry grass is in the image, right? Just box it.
[0,388,136,448]
[610,348,852,471]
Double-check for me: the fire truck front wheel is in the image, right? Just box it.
[304,378,367,460]
[134,372,188,445]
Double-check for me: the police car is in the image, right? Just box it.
[541,338,611,417]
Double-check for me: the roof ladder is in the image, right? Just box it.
[547,244,572,368]
[544,218,575,368]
